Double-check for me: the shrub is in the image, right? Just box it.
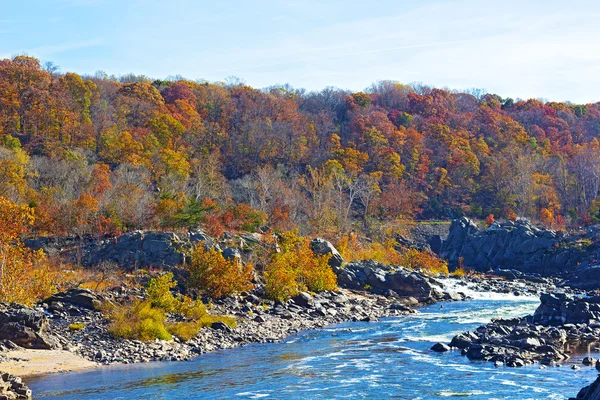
[146,272,178,312]
[264,231,337,301]
[399,248,448,276]
[187,245,254,298]
[450,267,467,277]
[105,273,236,342]
[105,300,172,341]
[336,234,402,265]
[69,323,85,331]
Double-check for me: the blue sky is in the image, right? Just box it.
[2,0,600,102]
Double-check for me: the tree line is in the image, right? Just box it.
[1,55,600,239]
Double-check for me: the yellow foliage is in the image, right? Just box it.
[105,273,237,342]
[399,248,449,276]
[187,245,254,298]
[69,323,85,330]
[449,267,467,277]
[337,233,448,276]
[105,300,172,341]
[337,234,402,265]
[264,231,337,301]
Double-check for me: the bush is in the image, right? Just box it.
[104,273,236,342]
[105,300,172,341]
[146,271,178,312]
[450,267,467,277]
[69,323,85,331]
[337,234,403,265]
[264,231,337,301]
[187,245,254,298]
[399,248,448,275]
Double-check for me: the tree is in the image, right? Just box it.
[0,197,53,305]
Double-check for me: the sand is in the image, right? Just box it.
[0,349,98,377]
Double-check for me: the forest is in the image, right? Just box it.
[1,55,600,242]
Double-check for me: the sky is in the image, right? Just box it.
[2,0,600,103]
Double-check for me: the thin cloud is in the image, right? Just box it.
[27,38,105,57]
[212,39,478,73]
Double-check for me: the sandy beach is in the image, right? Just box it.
[0,349,98,377]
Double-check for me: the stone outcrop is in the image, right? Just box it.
[439,217,598,277]
[0,304,59,350]
[336,260,460,302]
[532,293,600,326]
[310,238,344,270]
[84,231,191,268]
[571,374,600,400]
[0,372,32,400]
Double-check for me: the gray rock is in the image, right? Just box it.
[431,342,451,352]
[310,238,344,270]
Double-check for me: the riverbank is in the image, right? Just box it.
[0,350,98,377]
[1,273,554,375]
[27,294,592,400]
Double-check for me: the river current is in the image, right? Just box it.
[27,285,598,399]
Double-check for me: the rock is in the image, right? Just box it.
[572,374,600,399]
[291,292,313,308]
[43,289,106,310]
[450,332,478,350]
[310,238,344,270]
[211,322,233,332]
[431,342,451,352]
[222,247,242,261]
[0,372,32,400]
[533,293,600,326]
[337,260,443,300]
[0,304,59,349]
[439,217,595,278]
[84,230,186,268]
[583,356,596,366]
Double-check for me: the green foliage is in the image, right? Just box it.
[173,198,215,228]
[146,272,178,312]
[106,300,172,341]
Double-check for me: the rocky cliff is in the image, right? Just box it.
[437,217,600,280]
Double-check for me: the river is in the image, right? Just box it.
[27,287,598,399]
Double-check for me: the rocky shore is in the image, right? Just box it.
[430,293,600,370]
[0,372,31,400]
[0,269,552,374]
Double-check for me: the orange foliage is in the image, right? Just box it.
[0,197,55,305]
[187,245,254,298]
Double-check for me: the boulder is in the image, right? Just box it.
[0,372,32,400]
[0,304,59,350]
[43,288,106,310]
[337,260,438,300]
[292,292,313,308]
[222,247,242,261]
[431,342,450,352]
[310,238,344,270]
[439,217,595,278]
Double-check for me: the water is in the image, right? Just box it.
[27,288,599,399]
